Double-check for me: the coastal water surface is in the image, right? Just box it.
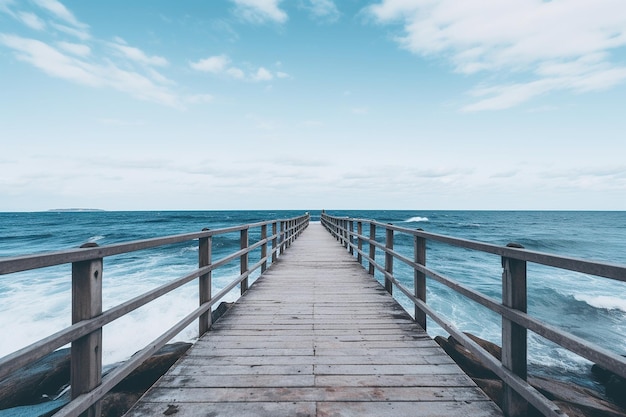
[0,210,624,389]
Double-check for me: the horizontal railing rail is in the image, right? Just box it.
[0,213,310,417]
[321,213,626,417]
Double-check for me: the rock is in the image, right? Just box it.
[0,390,69,417]
[0,348,70,409]
[212,301,233,323]
[434,335,499,379]
[530,376,626,417]
[435,333,626,417]
[592,360,626,407]
[100,392,142,417]
[473,377,503,406]
[111,342,191,393]
[0,301,235,416]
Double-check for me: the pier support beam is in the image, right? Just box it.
[385,226,394,294]
[368,224,376,275]
[240,229,249,295]
[71,243,103,417]
[414,232,426,330]
[199,229,212,335]
[502,243,528,417]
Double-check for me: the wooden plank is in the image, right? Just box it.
[125,223,503,417]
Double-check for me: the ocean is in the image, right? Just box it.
[0,210,624,390]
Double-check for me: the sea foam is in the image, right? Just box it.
[574,294,626,312]
[405,216,429,223]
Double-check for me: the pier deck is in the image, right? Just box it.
[125,223,503,417]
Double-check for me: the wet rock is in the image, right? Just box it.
[592,360,626,407]
[0,300,236,417]
[530,376,626,417]
[111,342,191,393]
[436,333,626,417]
[0,349,70,409]
[434,334,498,379]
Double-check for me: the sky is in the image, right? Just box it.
[1,0,625,211]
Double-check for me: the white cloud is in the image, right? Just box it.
[191,55,281,82]
[230,0,287,24]
[110,39,168,67]
[49,21,90,40]
[226,67,245,79]
[33,0,85,28]
[368,0,626,110]
[56,41,90,57]
[276,71,290,78]
[190,54,231,73]
[0,34,181,107]
[253,67,273,81]
[306,0,340,22]
[17,11,46,30]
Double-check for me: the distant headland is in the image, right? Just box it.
[46,208,106,212]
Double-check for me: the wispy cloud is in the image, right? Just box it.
[230,0,287,24]
[109,37,168,67]
[0,1,213,108]
[367,0,626,111]
[56,40,90,56]
[190,54,287,82]
[0,34,181,107]
[17,11,46,30]
[305,0,340,23]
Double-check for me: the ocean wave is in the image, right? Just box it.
[574,294,626,312]
[405,216,429,223]
[87,235,105,243]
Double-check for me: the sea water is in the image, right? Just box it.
[0,210,624,389]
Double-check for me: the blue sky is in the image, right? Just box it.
[1,0,625,211]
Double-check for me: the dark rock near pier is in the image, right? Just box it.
[0,301,235,417]
[592,358,626,407]
[436,333,626,417]
[0,348,70,410]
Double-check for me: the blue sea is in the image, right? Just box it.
[1,210,625,390]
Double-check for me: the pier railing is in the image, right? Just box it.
[0,213,310,417]
[321,213,626,417]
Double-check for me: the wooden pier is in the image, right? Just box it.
[124,223,503,417]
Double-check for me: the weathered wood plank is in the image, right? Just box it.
[125,223,503,417]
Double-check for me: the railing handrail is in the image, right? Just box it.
[320,213,626,417]
[0,213,310,417]
[347,217,626,283]
[0,218,302,276]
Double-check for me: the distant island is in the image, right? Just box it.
[46,208,106,212]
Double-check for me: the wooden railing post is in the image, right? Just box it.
[385,225,394,294]
[261,224,268,273]
[240,228,249,295]
[348,220,354,255]
[272,222,278,262]
[280,221,285,255]
[357,221,363,265]
[368,223,376,275]
[71,243,103,417]
[502,243,528,417]
[342,219,348,249]
[199,228,212,335]
[414,231,426,330]
[289,220,294,246]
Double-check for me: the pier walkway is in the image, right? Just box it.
[125,223,503,417]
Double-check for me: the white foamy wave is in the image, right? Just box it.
[405,216,429,223]
[88,235,105,242]
[574,294,626,312]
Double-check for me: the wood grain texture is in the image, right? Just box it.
[125,223,503,417]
